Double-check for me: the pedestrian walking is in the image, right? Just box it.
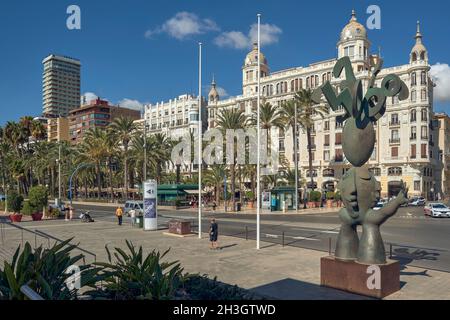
[116,206,123,226]
[212,201,217,211]
[69,205,74,221]
[209,218,219,250]
[64,204,70,221]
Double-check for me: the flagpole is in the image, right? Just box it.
[198,42,203,239]
[256,14,261,250]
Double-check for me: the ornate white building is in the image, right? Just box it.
[207,11,442,199]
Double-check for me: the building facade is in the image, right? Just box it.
[69,98,140,144]
[207,11,442,199]
[42,55,81,117]
[47,117,70,142]
[436,113,450,198]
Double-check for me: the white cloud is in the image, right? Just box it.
[81,92,98,104]
[249,23,282,46]
[430,63,450,102]
[214,23,282,50]
[214,31,249,49]
[216,86,229,98]
[118,98,144,111]
[145,12,219,40]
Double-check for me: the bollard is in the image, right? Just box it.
[282,232,285,247]
[328,237,332,256]
[245,226,248,241]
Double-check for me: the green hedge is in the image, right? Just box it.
[6,190,23,213]
[309,191,322,202]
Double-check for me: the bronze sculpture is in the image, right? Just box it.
[313,56,409,265]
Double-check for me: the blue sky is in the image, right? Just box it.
[1,0,449,125]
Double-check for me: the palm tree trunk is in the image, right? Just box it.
[306,127,314,190]
[109,160,114,202]
[231,164,236,211]
[124,156,128,200]
[96,162,101,199]
[293,125,299,208]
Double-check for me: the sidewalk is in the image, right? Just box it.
[1,218,448,300]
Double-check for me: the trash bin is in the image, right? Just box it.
[236,202,241,212]
[133,216,144,228]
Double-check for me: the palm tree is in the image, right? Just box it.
[78,128,108,198]
[294,89,328,190]
[110,117,137,200]
[215,108,248,211]
[153,133,172,183]
[203,165,227,205]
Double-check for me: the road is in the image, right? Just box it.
[73,204,450,273]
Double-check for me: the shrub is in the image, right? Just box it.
[335,191,342,201]
[0,239,97,300]
[28,186,48,213]
[0,201,5,211]
[246,191,255,201]
[326,191,335,200]
[48,207,61,218]
[309,191,322,202]
[21,201,34,216]
[85,241,184,300]
[7,191,23,214]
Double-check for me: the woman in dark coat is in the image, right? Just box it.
[209,218,218,250]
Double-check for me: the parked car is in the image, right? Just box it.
[124,201,144,217]
[0,194,6,201]
[373,202,384,211]
[410,197,426,206]
[424,203,450,218]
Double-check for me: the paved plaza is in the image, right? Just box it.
[1,215,449,300]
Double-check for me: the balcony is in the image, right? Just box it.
[389,121,400,127]
[389,138,401,145]
[421,136,429,141]
[410,135,417,141]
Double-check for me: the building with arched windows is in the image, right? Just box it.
[206,11,443,199]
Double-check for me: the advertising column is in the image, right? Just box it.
[143,179,157,231]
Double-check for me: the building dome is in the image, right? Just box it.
[244,42,268,66]
[411,21,427,57]
[340,10,367,42]
[208,77,219,103]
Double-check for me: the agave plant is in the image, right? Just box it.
[0,239,98,300]
[85,241,184,300]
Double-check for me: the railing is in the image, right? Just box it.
[389,138,401,144]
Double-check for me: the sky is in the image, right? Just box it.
[1,0,450,126]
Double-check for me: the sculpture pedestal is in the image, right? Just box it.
[320,256,400,299]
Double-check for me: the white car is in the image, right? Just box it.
[424,203,450,218]
[373,202,384,211]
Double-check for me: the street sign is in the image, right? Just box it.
[143,179,157,231]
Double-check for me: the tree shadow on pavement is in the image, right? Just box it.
[250,278,374,300]
[391,246,438,276]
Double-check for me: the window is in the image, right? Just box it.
[391,147,399,158]
[414,181,420,191]
[388,167,402,176]
[369,167,381,176]
[391,130,400,143]
[323,151,330,161]
[410,109,417,122]
[421,144,427,158]
[391,113,399,125]
[421,89,427,101]
[323,168,334,177]
[421,126,428,139]
[279,139,285,152]
[411,126,417,140]
[411,90,417,103]
[335,149,343,162]
[335,132,342,145]
[411,72,417,86]
[411,144,417,159]
[421,108,428,122]
[324,120,330,131]
[421,71,427,85]
[336,119,343,129]
[324,134,330,146]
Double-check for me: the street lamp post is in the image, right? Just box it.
[198,42,203,239]
[256,13,261,250]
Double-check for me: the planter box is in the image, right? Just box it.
[9,214,23,223]
[31,213,43,221]
[168,220,192,235]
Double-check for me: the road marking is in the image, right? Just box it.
[292,236,320,241]
[264,234,279,239]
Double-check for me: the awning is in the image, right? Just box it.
[185,190,207,195]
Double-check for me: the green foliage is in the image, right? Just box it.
[309,191,322,202]
[28,186,48,213]
[47,207,61,218]
[0,239,97,300]
[7,190,23,214]
[246,191,255,201]
[179,275,255,300]
[326,191,335,200]
[335,191,341,201]
[21,201,34,216]
[85,241,184,300]
[0,201,5,211]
